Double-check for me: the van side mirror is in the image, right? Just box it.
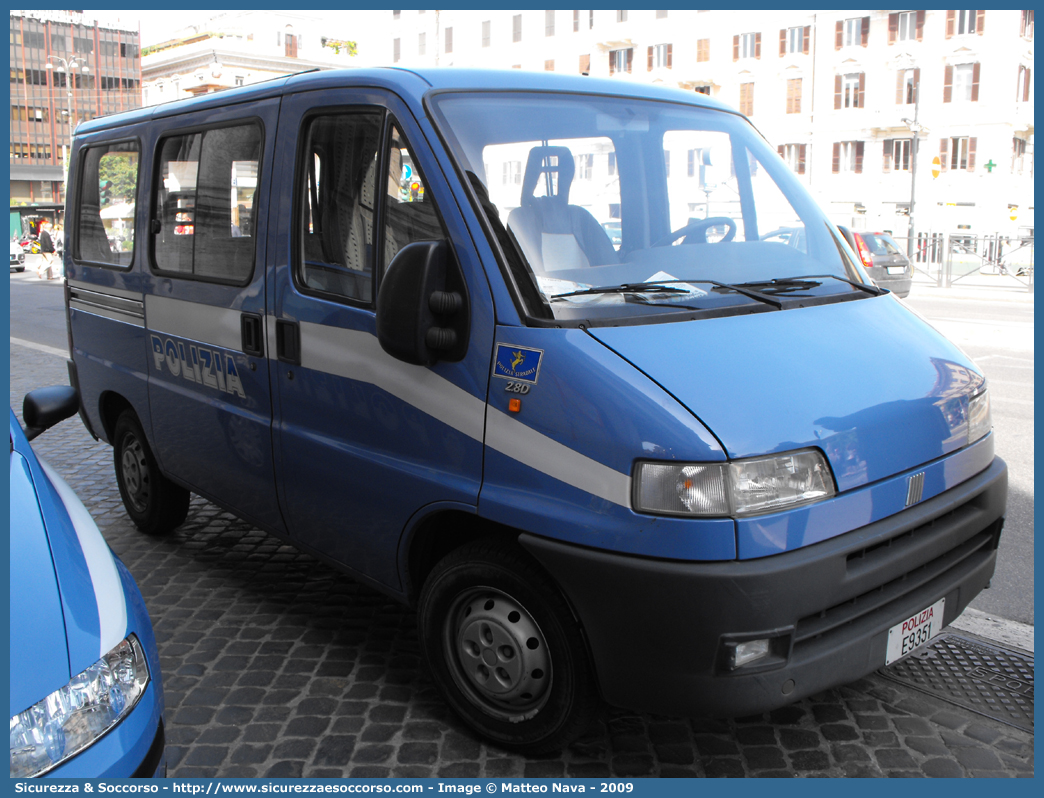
[23,386,79,441]
[376,240,469,366]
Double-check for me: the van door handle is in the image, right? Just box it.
[276,319,301,365]
[241,313,264,357]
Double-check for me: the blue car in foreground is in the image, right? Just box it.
[10,387,165,778]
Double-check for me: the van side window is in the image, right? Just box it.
[153,123,262,283]
[297,112,382,303]
[382,124,446,273]
[76,141,139,266]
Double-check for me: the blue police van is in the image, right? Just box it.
[11,388,165,777]
[63,68,1006,753]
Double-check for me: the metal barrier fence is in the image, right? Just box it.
[886,233,1033,292]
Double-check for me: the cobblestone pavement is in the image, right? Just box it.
[11,344,1034,778]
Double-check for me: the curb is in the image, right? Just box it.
[951,607,1035,654]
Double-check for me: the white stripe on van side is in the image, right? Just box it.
[485,408,632,508]
[145,295,243,350]
[38,459,128,658]
[299,322,487,442]
[297,322,632,508]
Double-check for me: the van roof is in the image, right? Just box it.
[74,67,734,136]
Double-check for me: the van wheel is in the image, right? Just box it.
[113,411,189,536]
[418,540,599,755]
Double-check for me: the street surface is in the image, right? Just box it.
[11,263,1033,626]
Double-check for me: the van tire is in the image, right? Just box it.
[418,540,599,755]
[113,411,189,536]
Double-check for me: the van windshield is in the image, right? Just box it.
[430,92,869,323]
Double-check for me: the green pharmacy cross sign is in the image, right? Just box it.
[985,160,996,173]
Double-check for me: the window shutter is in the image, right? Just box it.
[940,138,949,171]
[798,144,806,174]
[968,137,976,171]
[794,79,801,113]
[609,53,615,75]
[755,32,761,58]
[916,10,925,41]
[971,62,980,101]
[896,69,905,103]
[943,65,953,103]
[1025,67,1032,102]
[976,10,985,34]
[914,67,921,99]
[835,20,843,50]
[778,144,785,157]
[667,44,672,68]
[857,72,866,107]
[883,139,893,172]
[648,46,654,71]
[888,13,898,44]
[780,29,786,57]
[803,27,810,54]
[861,16,870,46]
[833,142,841,173]
[946,10,955,39]
[733,35,739,61]
[855,141,864,174]
[580,54,590,74]
[834,74,842,109]
[626,48,633,73]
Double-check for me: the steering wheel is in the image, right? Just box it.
[654,217,737,247]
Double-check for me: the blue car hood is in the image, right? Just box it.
[10,450,71,715]
[588,295,984,492]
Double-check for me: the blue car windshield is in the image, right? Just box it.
[430,91,869,322]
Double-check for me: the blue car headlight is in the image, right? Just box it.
[10,635,150,777]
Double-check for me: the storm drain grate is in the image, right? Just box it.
[877,632,1033,732]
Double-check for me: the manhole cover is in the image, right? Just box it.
[878,632,1033,732]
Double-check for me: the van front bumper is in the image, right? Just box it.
[520,457,1006,718]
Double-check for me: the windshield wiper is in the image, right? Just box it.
[749,273,885,296]
[733,278,823,294]
[704,281,784,309]
[551,282,695,299]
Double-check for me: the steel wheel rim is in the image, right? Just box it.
[120,434,150,513]
[444,586,552,721]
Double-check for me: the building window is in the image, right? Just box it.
[445,27,453,54]
[956,9,978,35]
[897,10,917,41]
[844,17,862,46]
[694,85,711,95]
[892,139,912,171]
[609,48,632,74]
[1017,65,1031,101]
[697,39,710,62]
[545,59,555,71]
[833,141,864,173]
[737,32,759,59]
[617,11,628,23]
[589,10,594,29]
[779,143,807,174]
[393,10,400,20]
[1012,137,1027,173]
[841,73,864,108]
[546,10,555,36]
[482,21,491,48]
[393,38,400,62]
[418,32,426,56]
[897,68,920,104]
[503,161,522,185]
[235,76,244,87]
[574,153,593,180]
[786,78,802,113]
[513,15,522,43]
[739,82,754,116]
[650,43,672,69]
[787,26,805,53]
[947,63,978,102]
[1021,10,1033,38]
[945,136,976,170]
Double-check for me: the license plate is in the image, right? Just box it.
[886,266,906,275]
[885,598,945,665]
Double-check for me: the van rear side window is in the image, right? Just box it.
[76,141,139,267]
[153,123,262,283]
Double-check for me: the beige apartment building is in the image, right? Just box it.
[379,9,1034,241]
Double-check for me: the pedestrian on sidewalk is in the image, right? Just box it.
[36,222,56,279]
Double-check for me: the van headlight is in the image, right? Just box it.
[10,635,150,777]
[634,449,836,517]
[967,388,991,445]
